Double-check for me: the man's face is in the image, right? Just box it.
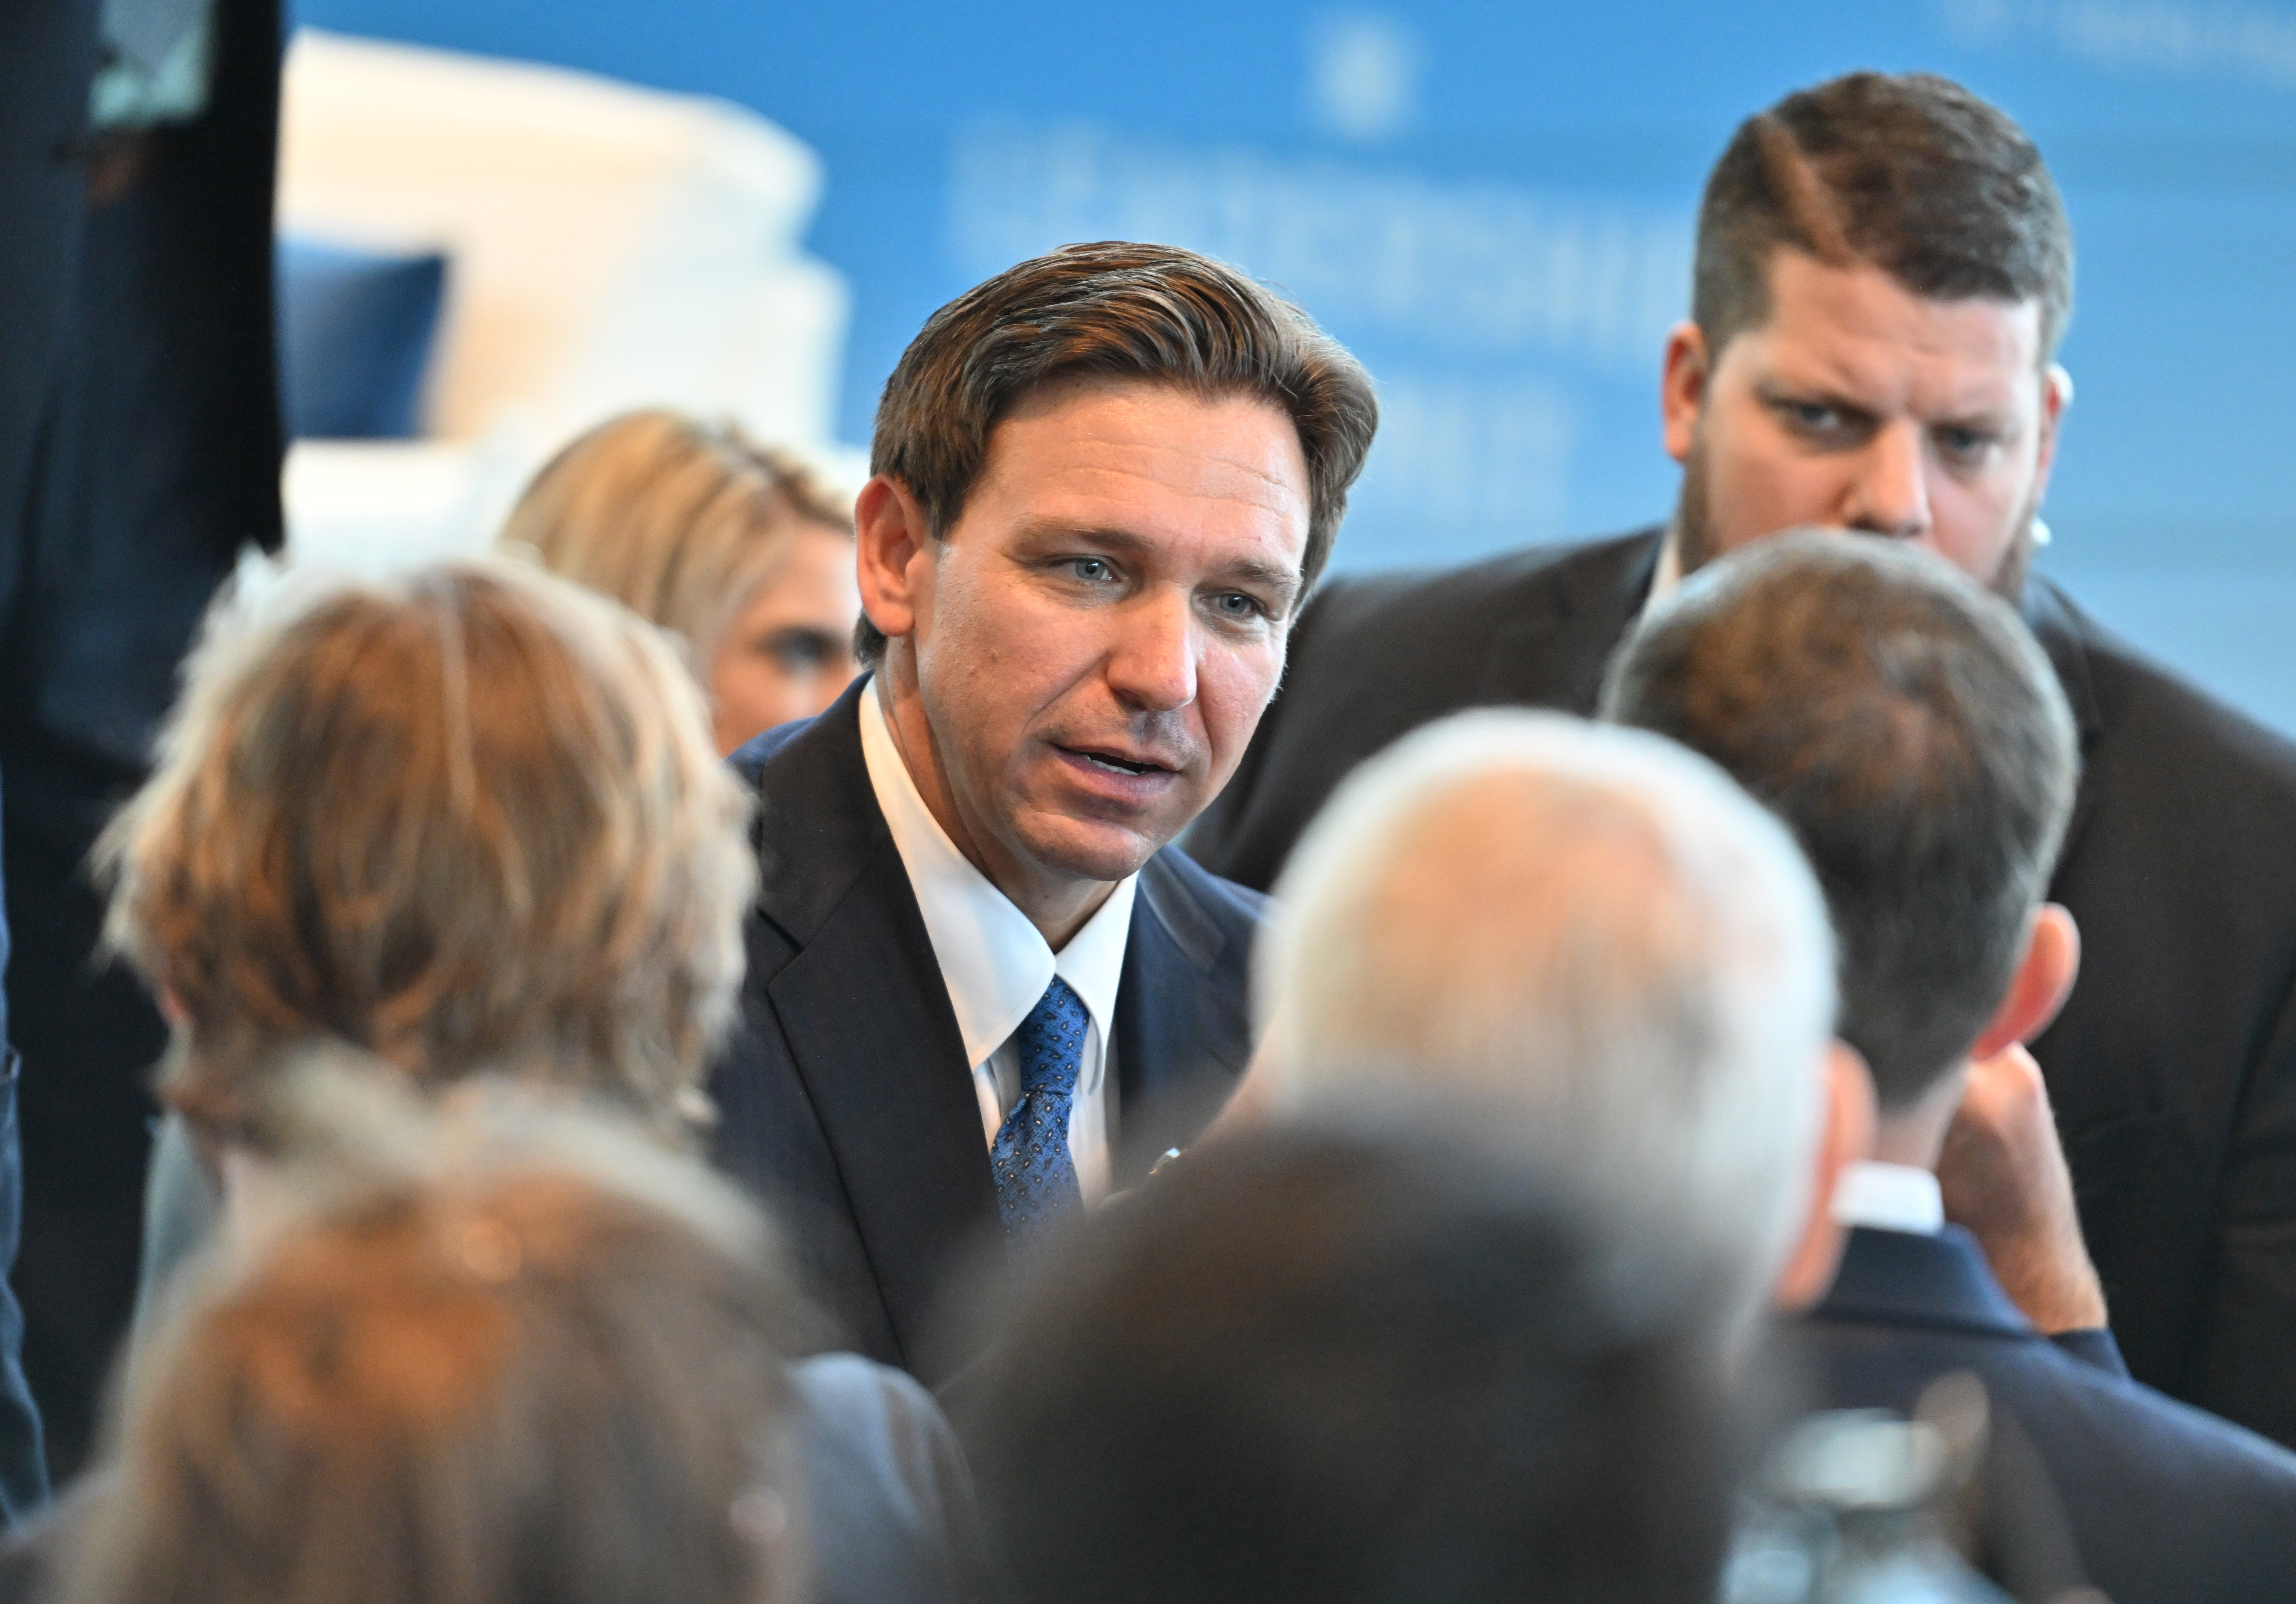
[1663,251,2068,599]
[866,377,1311,901]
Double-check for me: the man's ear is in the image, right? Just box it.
[2032,362,2073,505]
[1773,1039,1878,1313]
[1971,903,2081,1062]
[854,474,932,647]
[1660,320,1711,465]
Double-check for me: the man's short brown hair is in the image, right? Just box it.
[856,240,1378,665]
[1693,72,2074,362]
[1601,534,2080,1111]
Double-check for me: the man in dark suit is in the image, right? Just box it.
[707,243,1378,1382]
[1603,533,2296,1603]
[0,0,285,1479]
[1190,69,2296,1448]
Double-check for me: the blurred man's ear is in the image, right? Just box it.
[1971,904,2081,1063]
[853,474,932,649]
[2031,362,2074,506]
[1660,320,1711,465]
[1773,1040,1878,1312]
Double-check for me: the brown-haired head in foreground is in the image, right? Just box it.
[1600,533,2078,1111]
[965,1121,1753,1604]
[61,1088,805,1604]
[1694,71,2073,362]
[97,560,757,1147]
[855,240,1379,665]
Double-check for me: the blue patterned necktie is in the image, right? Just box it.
[990,976,1088,1246]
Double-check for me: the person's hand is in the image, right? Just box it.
[1936,1044,2107,1334]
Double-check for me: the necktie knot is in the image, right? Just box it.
[1014,976,1088,1099]
[992,977,1089,1245]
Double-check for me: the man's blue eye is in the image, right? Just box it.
[1071,558,1111,582]
[1213,593,1260,618]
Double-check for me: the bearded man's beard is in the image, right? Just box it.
[1670,431,2042,608]
[1671,431,1721,578]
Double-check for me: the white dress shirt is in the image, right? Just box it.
[857,679,1136,1204]
[1831,1159,1947,1236]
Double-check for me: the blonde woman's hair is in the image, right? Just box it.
[61,1069,808,1604]
[96,559,757,1144]
[499,411,853,666]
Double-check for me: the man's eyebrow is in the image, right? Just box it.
[1013,520,1303,596]
[1753,378,2014,429]
[1752,378,1872,415]
[1222,558,1303,600]
[1012,518,1157,552]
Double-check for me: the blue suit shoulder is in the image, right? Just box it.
[1145,840,1268,930]
[727,712,819,789]
[787,1353,990,1604]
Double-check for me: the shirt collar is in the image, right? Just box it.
[1831,1159,1946,1236]
[858,678,1136,1067]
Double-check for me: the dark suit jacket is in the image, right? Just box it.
[0,0,284,1485]
[1,0,284,777]
[1794,1227,2296,1604]
[710,680,1264,1383]
[0,0,99,629]
[1189,525,2296,1448]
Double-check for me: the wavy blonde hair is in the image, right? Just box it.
[499,411,851,668]
[97,560,757,1143]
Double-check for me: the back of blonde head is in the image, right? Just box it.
[1259,711,1836,1319]
[499,410,851,665]
[98,560,757,1138]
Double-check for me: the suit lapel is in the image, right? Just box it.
[1111,852,1255,1186]
[751,684,997,1366]
[1476,528,1665,713]
[2023,578,2110,886]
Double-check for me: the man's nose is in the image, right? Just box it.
[1841,422,1933,540]
[1106,591,1198,714]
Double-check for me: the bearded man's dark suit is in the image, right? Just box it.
[1188,526,2296,1448]
[709,679,1263,1382]
[1794,1226,2296,1603]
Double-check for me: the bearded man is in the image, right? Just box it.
[1188,70,2296,1451]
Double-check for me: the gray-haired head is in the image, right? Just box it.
[1256,709,1837,1328]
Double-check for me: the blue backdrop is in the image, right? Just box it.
[297,0,2296,731]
